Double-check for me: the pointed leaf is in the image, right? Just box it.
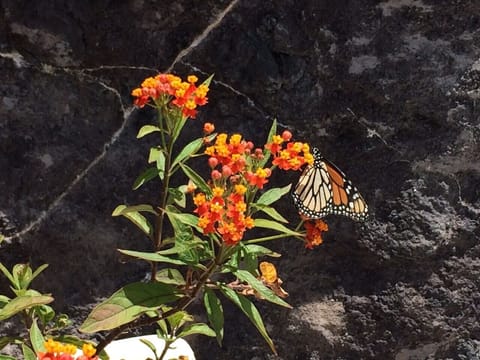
[0,263,15,287]
[259,120,277,167]
[155,269,186,286]
[202,74,214,87]
[29,319,45,353]
[177,323,216,338]
[13,263,32,290]
[243,244,281,258]
[117,250,190,266]
[167,187,186,208]
[179,163,211,195]
[171,134,217,170]
[203,289,224,345]
[0,295,53,321]
[171,137,204,169]
[0,354,17,360]
[252,205,288,223]
[30,264,49,284]
[21,344,36,360]
[164,212,202,232]
[132,167,161,190]
[79,282,182,333]
[172,116,188,143]
[139,338,158,358]
[0,295,10,308]
[233,270,291,308]
[256,185,291,206]
[137,125,161,138]
[112,206,154,239]
[220,286,276,354]
[148,147,166,178]
[112,204,158,216]
[165,206,199,264]
[253,219,302,236]
[0,337,21,351]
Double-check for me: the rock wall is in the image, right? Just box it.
[1,0,479,358]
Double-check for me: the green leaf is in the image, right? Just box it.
[171,134,217,171]
[29,319,45,353]
[148,147,166,181]
[0,295,54,321]
[30,264,49,285]
[0,295,10,308]
[253,219,302,237]
[165,206,199,264]
[0,337,21,351]
[203,289,224,345]
[34,304,55,327]
[256,184,291,206]
[171,137,204,170]
[79,282,182,333]
[242,249,259,274]
[179,163,211,195]
[155,269,186,286]
[21,344,36,360]
[220,286,276,354]
[202,74,214,87]
[172,116,188,143]
[132,167,161,190]
[167,187,186,208]
[164,212,201,232]
[251,205,288,223]
[259,120,277,168]
[233,270,291,308]
[166,310,193,331]
[117,250,190,266]
[112,204,158,216]
[0,356,17,360]
[243,244,281,258]
[112,206,154,240]
[13,264,32,290]
[0,263,15,288]
[177,323,216,338]
[137,125,161,138]
[140,338,158,358]
[156,319,169,338]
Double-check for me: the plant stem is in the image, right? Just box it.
[151,114,174,282]
[157,338,174,360]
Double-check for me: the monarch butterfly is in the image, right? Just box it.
[292,148,368,221]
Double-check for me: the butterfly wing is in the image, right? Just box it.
[292,150,368,221]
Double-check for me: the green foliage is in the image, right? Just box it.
[203,289,224,345]
[0,263,73,358]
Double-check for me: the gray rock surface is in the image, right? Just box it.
[1,0,479,358]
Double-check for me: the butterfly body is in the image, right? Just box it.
[292,148,368,221]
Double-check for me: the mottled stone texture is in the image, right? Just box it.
[1,0,479,359]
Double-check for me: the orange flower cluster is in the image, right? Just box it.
[196,133,270,245]
[194,184,254,246]
[194,129,315,246]
[303,220,328,249]
[131,74,209,118]
[37,339,97,360]
[265,130,314,170]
